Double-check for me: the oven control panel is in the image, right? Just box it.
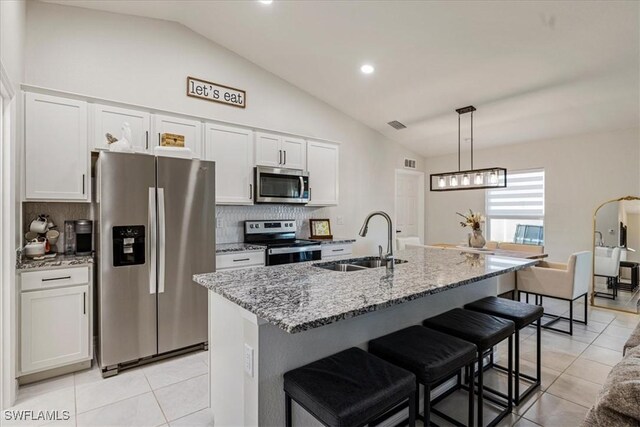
[245,220,296,234]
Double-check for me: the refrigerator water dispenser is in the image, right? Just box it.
[112,225,145,267]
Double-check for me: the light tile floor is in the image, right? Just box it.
[4,351,211,427]
[3,304,638,427]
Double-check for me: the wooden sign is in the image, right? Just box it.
[161,133,185,147]
[186,76,246,109]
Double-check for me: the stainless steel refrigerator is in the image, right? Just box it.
[95,152,215,377]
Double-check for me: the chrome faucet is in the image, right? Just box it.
[359,211,394,270]
[595,231,604,247]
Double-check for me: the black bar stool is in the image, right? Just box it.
[464,296,543,405]
[369,326,476,427]
[283,347,416,427]
[424,308,515,427]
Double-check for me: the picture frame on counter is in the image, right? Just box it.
[309,219,333,240]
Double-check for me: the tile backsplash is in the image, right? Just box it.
[23,202,331,247]
[216,205,331,244]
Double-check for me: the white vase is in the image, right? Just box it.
[469,229,486,248]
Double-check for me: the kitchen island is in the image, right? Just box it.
[193,247,537,426]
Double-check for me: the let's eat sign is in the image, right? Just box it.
[186,76,246,109]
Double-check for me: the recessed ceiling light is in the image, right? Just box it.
[360,64,375,74]
[259,0,273,4]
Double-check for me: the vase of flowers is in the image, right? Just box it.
[457,209,486,248]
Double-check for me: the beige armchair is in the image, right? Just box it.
[594,246,621,300]
[517,251,591,335]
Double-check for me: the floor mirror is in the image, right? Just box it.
[590,195,640,313]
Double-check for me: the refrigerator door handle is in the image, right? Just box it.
[157,187,166,294]
[148,188,157,295]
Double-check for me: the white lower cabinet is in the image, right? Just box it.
[321,243,353,259]
[216,251,265,271]
[19,267,92,375]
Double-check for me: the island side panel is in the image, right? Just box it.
[209,291,261,427]
[258,277,499,427]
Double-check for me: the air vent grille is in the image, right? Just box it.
[387,120,407,130]
[404,158,417,169]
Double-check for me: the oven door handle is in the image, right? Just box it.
[268,245,321,255]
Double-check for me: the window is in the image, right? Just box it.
[485,168,545,245]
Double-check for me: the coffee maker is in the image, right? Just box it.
[75,220,93,255]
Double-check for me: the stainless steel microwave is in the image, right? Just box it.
[254,166,309,204]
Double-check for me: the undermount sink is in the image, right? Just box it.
[314,257,408,272]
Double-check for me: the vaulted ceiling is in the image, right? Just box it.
[44,0,639,157]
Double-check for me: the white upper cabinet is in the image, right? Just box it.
[280,136,306,170]
[255,132,306,170]
[204,124,254,205]
[153,114,203,158]
[307,140,339,206]
[255,132,281,167]
[25,93,89,201]
[92,104,151,151]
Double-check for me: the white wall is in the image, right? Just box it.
[0,0,26,410]
[24,0,424,253]
[424,127,640,261]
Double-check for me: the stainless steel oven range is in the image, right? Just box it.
[244,220,321,265]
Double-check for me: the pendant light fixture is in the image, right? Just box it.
[430,105,507,191]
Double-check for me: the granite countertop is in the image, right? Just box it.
[17,253,94,271]
[310,238,356,245]
[216,243,266,254]
[194,247,537,334]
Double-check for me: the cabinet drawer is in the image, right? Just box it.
[21,267,89,291]
[216,251,265,270]
[321,244,353,258]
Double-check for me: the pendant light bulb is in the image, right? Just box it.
[489,170,498,185]
[450,175,458,187]
[462,174,470,186]
[474,173,483,185]
[438,176,446,188]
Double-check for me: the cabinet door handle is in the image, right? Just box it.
[233,258,250,262]
[249,184,253,200]
[42,276,71,282]
[279,150,282,165]
[83,291,86,315]
[332,248,344,252]
[82,174,85,195]
[283,150,286,165]
[146,131,149,150]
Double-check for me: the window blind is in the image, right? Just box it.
[485,169,544,218]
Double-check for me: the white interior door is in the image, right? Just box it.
[395,170,424,242]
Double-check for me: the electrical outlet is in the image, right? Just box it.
[216,218,223,228]
[244,344,254,377]
[336,215,344,225]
